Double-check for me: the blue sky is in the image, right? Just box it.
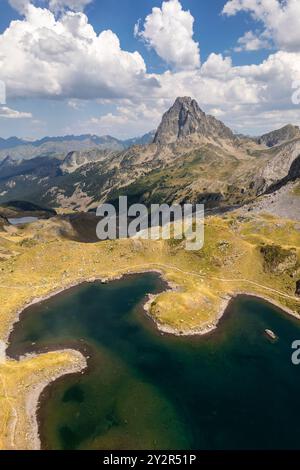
[0,0,300,139]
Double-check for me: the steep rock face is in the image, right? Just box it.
[258,125,300,148]
[153,97,235,145]
[259,140,300,193]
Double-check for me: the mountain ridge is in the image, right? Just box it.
[0,97,299,214]
[257,124,300,148]
[0,131,156,161]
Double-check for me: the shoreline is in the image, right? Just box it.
[4,269,171,450]
[3,268,172,347]
[25,349,87,450]
[143,293,230,337]
[3,269,300,450]
[144,288,300,338]
[4,267,300,347]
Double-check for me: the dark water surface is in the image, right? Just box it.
[7,273,300,450]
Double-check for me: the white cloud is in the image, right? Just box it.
[234,30,271,52]
[2,0,300,137]
[48,0,93,14]
[8,0,29,14]
[135,0,200,70]
[77,101,164,138]
[200,53,233,77]
[77,46,300,136]
[0,5,150,100]
[0,106,32,119]
[148,48,300,134]
[8,0,93,14]
[67,99,84,109]
[223,0,300,52]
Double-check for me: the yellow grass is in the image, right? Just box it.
[0,211,299,448]
[0,350,86,450]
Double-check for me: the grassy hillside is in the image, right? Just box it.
[106,144,266,209]
[0,139,273,211]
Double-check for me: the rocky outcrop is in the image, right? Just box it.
[153,97,235,145]
[260,245,297,274]
[60,149,115,174]
[296,280,300,296]
[0,215,9,229]
[258,139,300,194]
[258,124,300,148]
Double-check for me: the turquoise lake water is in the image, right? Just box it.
[7,273,300,450]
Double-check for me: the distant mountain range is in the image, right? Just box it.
[0,131,156,161]
[0,97,299,215]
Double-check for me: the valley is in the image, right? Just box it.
[0,98,299,214]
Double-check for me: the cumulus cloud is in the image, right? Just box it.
[78,101,164,138]
[135,0,200,70]
[223,0,300,52]
[234,30,271,52]
[0,4,151,100]
[8,0,29,14]
[2,0,300,136]
[67,99,83,109]
[0,106,32,119]
[48,0,93,13]
[8,0,92,14]
[74,46,300,137]
[143,47,300,134]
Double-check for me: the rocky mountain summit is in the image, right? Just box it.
[153,97,235,145]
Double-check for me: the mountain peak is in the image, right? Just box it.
[174,96,194,105]
[153,96,235,145]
